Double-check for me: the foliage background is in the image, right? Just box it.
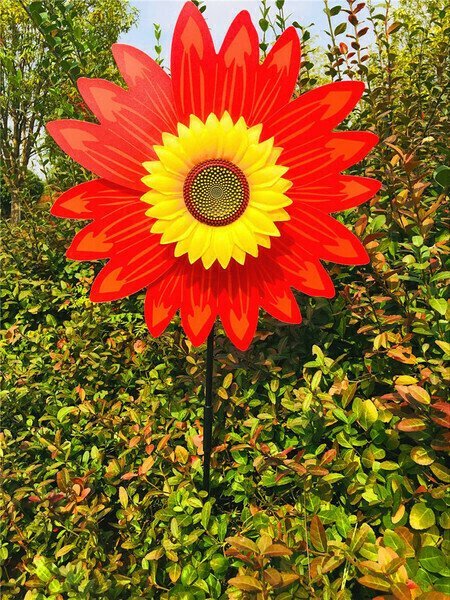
[1,0,449,599]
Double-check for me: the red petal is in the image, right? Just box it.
[259,268,302,324]
[281,131,378,186]
[215,11,259,122]
[77,78,168,157]
[181,264,218,346]
[171,2,217,123]
[111,43,177,134]
[264,81,365,143]
[289,175,381,212]
[46,120,148,192]
[89,238,175,302]
[250,27,301,125]
[284,208,369,265]
[219,264,259,351]
[50,179,141,220]
[269,239,335,297]
[66,204,149,260]
[145,264,183,337]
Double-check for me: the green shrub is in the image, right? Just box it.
[1,0,449,598]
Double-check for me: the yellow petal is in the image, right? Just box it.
[268,147,282,164]
[239,139,274,175]
[230,220,258,257]
[142,174,182,194]
[232,245,246,265]
[247,165,289,188]
[226,128,250,163]
[150,219,169,234]
[174,237,190,257]
[187,223,212,264]
[242,207,281,236]
[146,200,186,220]
[267,208,291,222]
[142,160,167,175]
[254,233,271,249]
[247,123,263,144]
[212,228,233,268]
[250,190,292,210]
[141,190,169,205]
[154,146,190,177]
[201,245,217,269]
[160,213,196,243]
[219,111,234,132]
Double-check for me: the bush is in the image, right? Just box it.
[0,169,44,218]
[1,0,449,599]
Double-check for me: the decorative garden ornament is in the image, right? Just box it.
[48,2,380,493]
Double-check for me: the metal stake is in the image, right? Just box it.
[202,324,215,494]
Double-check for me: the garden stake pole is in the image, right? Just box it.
[203,323,215,495]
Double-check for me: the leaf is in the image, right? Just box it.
[33,557,52,583]
[57,406,77,422]
[409,503,435,530]
[334,22,347,35]
[397,418,427,432]
[359,399,378,430]
[391,582,412,600]
[145,548,164,560]
[55,543,76,558]
[310,515,328,552]
[279,573,300,588]
[434,165,450,188]
[410,447,435,465]
[138,456,154,476]
[223,373,233,389]
[429,298,448,316]
[175,445,189,464]
[228,575,263,592]
[358,574,391,591]
[263,567,283,587]
[201,500,212,529]
[387,21,403,34]
[226,536,259,554]
[418,547,446,573]
[394,376,418,385]
[406,385,430,405]
[430,463,450,482]
[262,543,293,557]
[118,486,128,509]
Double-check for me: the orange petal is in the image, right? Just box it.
[46,120,148,192]
[145,264,183,337]
[250,27,301,125]
[50,179,140,220]
[111,43,177,133]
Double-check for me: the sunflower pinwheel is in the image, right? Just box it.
[48,2,380,350]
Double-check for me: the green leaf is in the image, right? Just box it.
[434,165,450,188]
[57,406,77,422]
[359,399,378,430]
[409,503,435,530]
[201,500,212,529]
[429,298,448,316]
[334,22,347,35]
[418,547,446,573]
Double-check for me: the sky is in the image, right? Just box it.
[119,1,333,61]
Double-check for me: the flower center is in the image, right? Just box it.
[183,159,249,226]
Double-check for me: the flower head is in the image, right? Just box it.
[48,2,380,350]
